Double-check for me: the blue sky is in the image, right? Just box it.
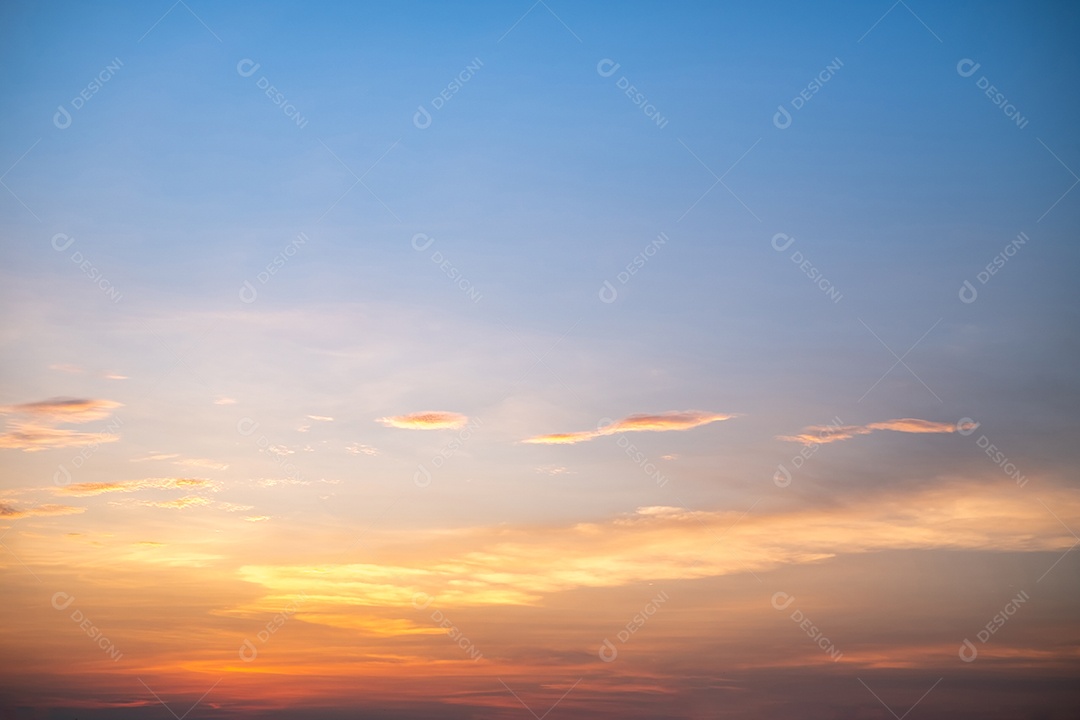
[1,1,1079,718]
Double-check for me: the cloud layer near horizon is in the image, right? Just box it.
[237,479,1076,615]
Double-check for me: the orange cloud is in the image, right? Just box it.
[376,411,468,430]
[0,502,86,520]
[0,397,122,423]
[0,424,121,452]
[523,410,737,445]
[237,480,1080,615]
[0,397,123,452]
[778,417,978,445]
[134,496,212,510]
[57,477,215,497]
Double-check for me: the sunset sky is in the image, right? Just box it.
[2,1,1079,718]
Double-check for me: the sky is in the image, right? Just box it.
[1,0,1079,718]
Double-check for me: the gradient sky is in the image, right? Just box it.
[2,1,1079,718]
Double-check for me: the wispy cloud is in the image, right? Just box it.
[48,363,84,375]
[0,397,122,423]
[57,477,215,497]
[778,418,979,445]
[346,443,379,456]
[0,424,121,452]
[307,415,334,422]
[129,453,228,471]
[239,480,1080,612]
[0,502,86,520]
[173,458,230,471]
[132,496,212,510]
[376,411,468,430]
[524,410,737,445]
[131,453,181,462]
[0,397,123,452]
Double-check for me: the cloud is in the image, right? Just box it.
[253,477,310,487]
[238,480,1080,612]
[778,418,979,445]
[0,397,123,452]
[214,397,237,405]
[131,453,181,462]
[57,477,215,497]
[307,415,334,422]
[48,363,84,374]
[0,424,121,452]
[172,458,230,471]
[104,373,128,380]
[129,453,228,471]
[523,410,737,445]
[0,397,122,423]
[376,411,468,430]
[216,502,255,513]
[0,502,86,520]
[133,496,212,510]
[346,443,379,456]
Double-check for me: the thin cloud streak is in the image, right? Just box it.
[376,411,468,430]
[778,418,979,445]
[56,477,216,497]
[523,410,738,445]
[0,397,122,423]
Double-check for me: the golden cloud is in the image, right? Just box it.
[778,417,978,445]
[0,502,86,520]
[57,477,215,497]
[134,496,212,510]
[0,397,123,452]
[238,480,1079,617]
[523,410,737,445]
[0,397,122,423]
[376,411,468,430]
[0,424,121,452]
